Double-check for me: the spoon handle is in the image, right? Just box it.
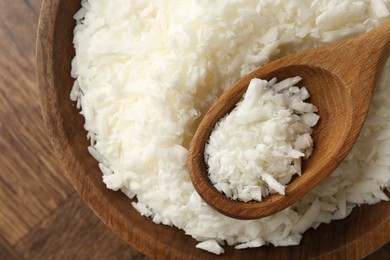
[327,21,390,91]
[354,21,390,72]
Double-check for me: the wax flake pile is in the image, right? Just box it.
[71,0,390,254]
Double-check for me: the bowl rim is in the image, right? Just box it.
[36,0,390,258]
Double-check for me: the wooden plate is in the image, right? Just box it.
[36,0,390,258]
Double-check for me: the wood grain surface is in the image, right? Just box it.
[0,0,388,259]
[0,0,145,258]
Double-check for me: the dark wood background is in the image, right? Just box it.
[0,0,388,259]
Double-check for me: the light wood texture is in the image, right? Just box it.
[34,0,390,259]
[188,22,390,220]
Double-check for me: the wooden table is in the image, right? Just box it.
[0,0,388,259]
[0,0,145,258]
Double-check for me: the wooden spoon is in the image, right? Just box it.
[187,22,390,220]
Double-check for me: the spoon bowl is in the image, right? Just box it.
[188,22,390,219]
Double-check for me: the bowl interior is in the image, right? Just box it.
[37,0,390,258]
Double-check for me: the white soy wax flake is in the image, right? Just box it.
[205,77,319,202]
[71,0,390,255]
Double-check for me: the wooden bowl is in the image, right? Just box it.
[36,0,390,258]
